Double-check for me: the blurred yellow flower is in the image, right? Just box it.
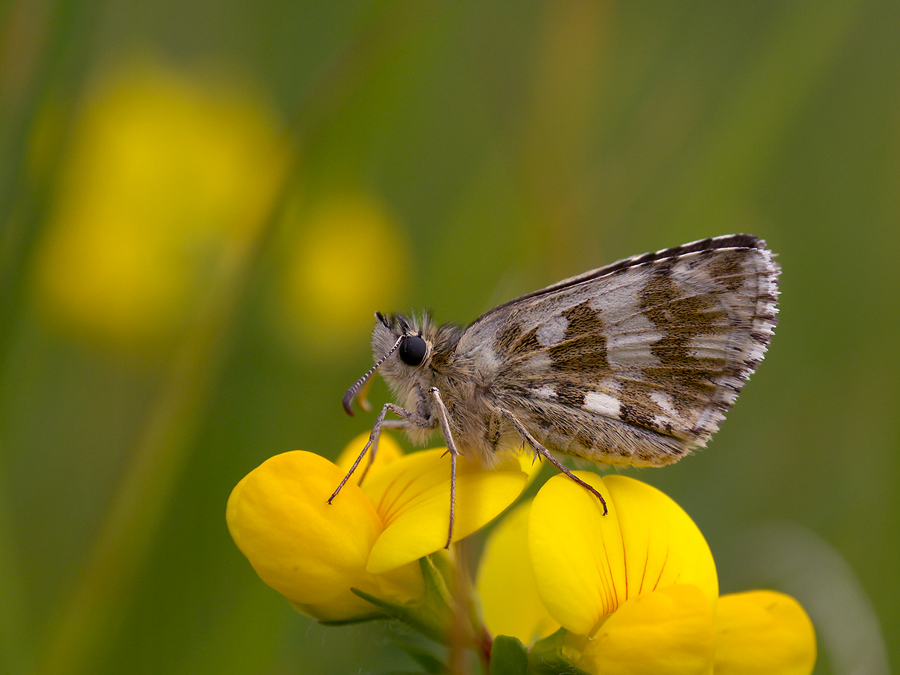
[477,473,816,675]
[33,58,287,349]
[227,435,529,621]
[273,193,410,358]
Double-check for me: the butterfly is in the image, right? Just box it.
[332,234,779,547]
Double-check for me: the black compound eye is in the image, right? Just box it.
[398,335,427,366]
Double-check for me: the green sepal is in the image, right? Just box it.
[489,635,528,675]
[526,628,591,675]
[316,610,388,627]
[350,556,454,645]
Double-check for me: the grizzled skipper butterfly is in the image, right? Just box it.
[332,234,779,547]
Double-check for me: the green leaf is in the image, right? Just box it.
[489,635,528,675]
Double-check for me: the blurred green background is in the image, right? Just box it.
[1,1,897,673]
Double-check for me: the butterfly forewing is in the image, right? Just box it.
[455,235,779,466]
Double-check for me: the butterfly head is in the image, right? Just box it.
[342,312,437,415]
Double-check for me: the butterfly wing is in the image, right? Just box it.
[455,234,779,466]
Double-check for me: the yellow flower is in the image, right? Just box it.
[227,435,529,621]
[478,473,816,675]
[33,58,287,349]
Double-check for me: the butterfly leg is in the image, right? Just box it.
[328,402,427,503]
[429,387,459,549]
[500,409,608,515]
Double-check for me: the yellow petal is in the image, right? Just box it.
[714,591,816,675]
[529,473,717,635]
[226,451,421,621]
[335,431,404,476]
[577,584,715,675]
[364,450,528,574]
[476,501,559,643]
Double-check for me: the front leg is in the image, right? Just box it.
[328,402,429,504]
[429,387,459,549]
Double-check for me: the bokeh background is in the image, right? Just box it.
[1,1,897,673]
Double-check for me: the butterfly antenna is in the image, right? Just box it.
[342,335,404,415]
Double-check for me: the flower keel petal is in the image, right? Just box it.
[578,584,715,675]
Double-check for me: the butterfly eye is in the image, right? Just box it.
[398,335,427,366]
